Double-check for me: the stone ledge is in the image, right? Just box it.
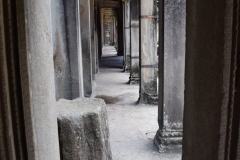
[57,98,112,160]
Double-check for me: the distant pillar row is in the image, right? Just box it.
[138,0,158,104]
[129,0,140,84]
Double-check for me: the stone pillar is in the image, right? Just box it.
[129,0,140,84]
[90,0,97,81]
[16,0,60,159]
[154,0,186,151]
[52,0,72,100]
[182,0,239,159]
[117,3,124,56]
[123,0,131,72]
[63,0,84,99]
[80,0,93,97]
[139,0,158,104]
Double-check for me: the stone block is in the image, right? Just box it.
[57,98,112,160]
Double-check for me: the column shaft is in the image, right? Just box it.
[117,4,124,56]
[154,0,186,151]
[80,0,93,97]
[124,0,131,72]
[129,0,140,84]
[63,0,84,99]
[90,0,96,81]
[182,0,239,159]
[139,0,158,104]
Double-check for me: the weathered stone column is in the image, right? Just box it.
[182,0,238,159]
[123,0,131,72]
[129,0,140,84]
[139,0,158,104]
[154,0,186,151]
[63,0,84,99]
[16,0,60,159]
[117,3,124,56]
[90,0,97,81]
[52,0,72,100]
[80,0,93,97]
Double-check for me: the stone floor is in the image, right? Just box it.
[93,45,182,160]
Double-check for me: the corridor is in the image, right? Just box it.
[94,46,181,160]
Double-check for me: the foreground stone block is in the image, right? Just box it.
[57,98,112,160]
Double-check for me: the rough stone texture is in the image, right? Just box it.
[129,0,140,84]
[16,0,60,159]
[57,98,112,160]
[182,0,234,159]
[124,0,131,72]
[52,0,72,100]
[155,0,186,151]
[63,0,84,98]
[0,2,16,158]
[80,0,93,97]
[90,0,97,81]
[139,0,158,104]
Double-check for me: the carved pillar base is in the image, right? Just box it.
[139,93,158,105]
[154,129,182,152]
[129,76,139,84]
[124,54,131,72]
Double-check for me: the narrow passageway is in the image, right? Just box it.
[93,46,181,160]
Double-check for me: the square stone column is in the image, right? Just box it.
[63,0,84,99]
[123,0,131,72]
[129,0,140,84]
[90,0,97,81]
[182,0,239,159]
[154,0,186,151]
[139,0,158,104]
[80,0,93,97]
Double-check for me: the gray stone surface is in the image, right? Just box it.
[182,0,234,159]
[52,0,72,100]
[80,0,93,97]
[129,0,140,84]
[64,0,84,98]
[124,1,131,72]
[155,0,186,151]
[139,0,158,104]
[16,0,60,159]
[90,0,97,81]
[57,98,112,160]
